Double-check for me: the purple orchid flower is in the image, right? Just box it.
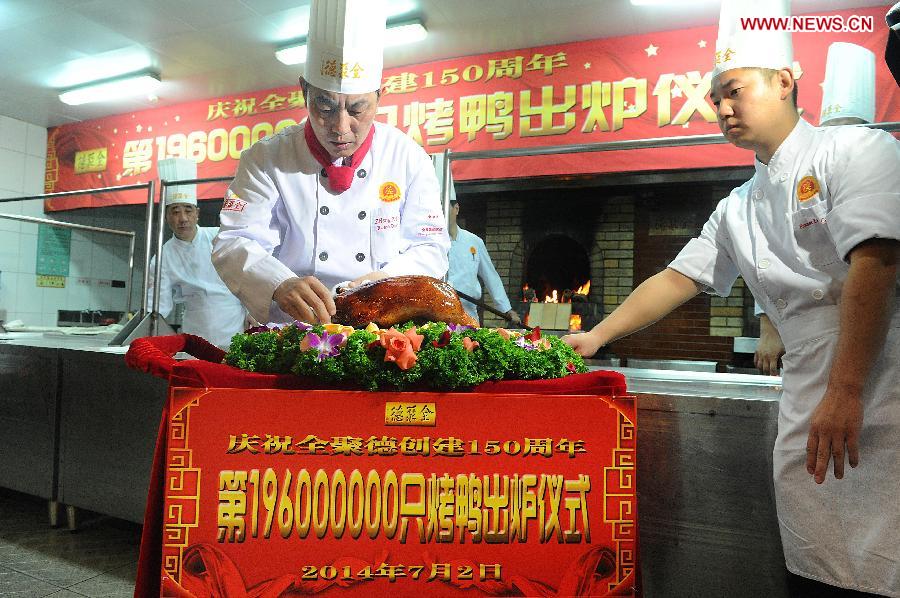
[304,332,347,361]
[292,321,313,332]
[514,336,537,351]
[446,323,474,333]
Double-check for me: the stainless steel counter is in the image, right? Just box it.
[0,340,790,596]
[592,366,788,597]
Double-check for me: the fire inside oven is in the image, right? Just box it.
[521,235,593,331]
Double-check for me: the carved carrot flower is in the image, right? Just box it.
[380,327,418,370]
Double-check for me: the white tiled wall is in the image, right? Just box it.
[0,114,134,326]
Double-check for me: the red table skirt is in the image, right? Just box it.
[126,335,629,597]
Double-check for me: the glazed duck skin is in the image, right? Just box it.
[333,275,480,328]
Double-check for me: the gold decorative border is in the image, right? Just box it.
[603,397,637,592]
[162,390,202,584]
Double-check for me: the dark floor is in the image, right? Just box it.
[0,488,139,597]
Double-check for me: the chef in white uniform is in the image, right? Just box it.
[755,41,878,375]
[564,1,900,595]
[212,0,449,325]
[148,158,247,348]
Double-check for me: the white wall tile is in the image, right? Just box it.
[66,279,91,308]
[0,232,18,271]
[17,233,37,274]
[0,148,26,191]
[42,285,67,316]
[90,243,114,278]
[0,116,28,153]
[25,124,47,158]
[69,239,91,278]
[14,273,42,323]
[20,198,45,217]
[0,271,18,317]
[0,188,22,233]
[23,155,46,196]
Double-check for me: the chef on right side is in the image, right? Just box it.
[563,0,900,595]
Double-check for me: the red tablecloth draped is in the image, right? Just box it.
[126,334,627,597]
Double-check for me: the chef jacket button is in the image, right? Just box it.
[320,206,329,215]
[357,169,367,178]
[775,298,787,309]
[319,251,328,261]
[753,190,763,200]
[358,210,366,219]
[320,168,327,178]
[812,289,824,300]
[780,174,788,183]
[759,258,770,269]
[355,252,365,262]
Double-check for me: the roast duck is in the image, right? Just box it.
[333,275,479,328]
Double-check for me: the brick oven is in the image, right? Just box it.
[455,168,760,369]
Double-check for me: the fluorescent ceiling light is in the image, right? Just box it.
[59,71,161,106]
[275,44,308,66]
[629,0,716,5]
[384,19,427,47]
[275,18,427,66]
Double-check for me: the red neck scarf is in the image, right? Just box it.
[304,123,375,194]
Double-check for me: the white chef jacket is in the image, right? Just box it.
[448,227,512,320]
[212,121,450,324]
[670,118,900,595]
[148,226,246,348]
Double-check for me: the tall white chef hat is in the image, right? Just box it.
[712,0,793,80]
[157,158,197,207]
[304,0,386,94]
[819,42,876,125]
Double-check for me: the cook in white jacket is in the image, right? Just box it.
[148,159,246,348]
[565,2,900,595]
[212,0,449,325]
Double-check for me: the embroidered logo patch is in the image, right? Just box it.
[379,182,401,203]
[222,190,247,212]
[797,176,820,202]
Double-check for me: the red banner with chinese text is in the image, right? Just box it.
[160,388,637,596]
[45,5,897,212]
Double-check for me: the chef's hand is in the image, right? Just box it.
[273,276,335,324]
[346,270,388,289]
[806,387,863,484]
[754,314,784,375]
[504,310,522,326]
[562,329,604,357]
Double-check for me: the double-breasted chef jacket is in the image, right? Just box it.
[670,118,900,596]
[448,227,513,321]
[149,226,247,348]
[213,121,450,324]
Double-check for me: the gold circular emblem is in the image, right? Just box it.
[797,176,820,202]
[379,182,401,203]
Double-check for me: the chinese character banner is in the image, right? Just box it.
[45,6,897,211]
[160,388,637,596]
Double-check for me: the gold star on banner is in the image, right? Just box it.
[584,62,591,69]
[672,87,683,98]
[135,124,143,133]
[698,40,707,48]
[645,44,659,57]
[147,126,152,132]
[174,115,181,122]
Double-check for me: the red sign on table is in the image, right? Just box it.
[160,388,637,596]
